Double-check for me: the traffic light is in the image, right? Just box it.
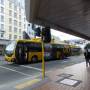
[42,27,51,43]
[35,27,41,37]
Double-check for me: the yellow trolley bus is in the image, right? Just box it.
[5,39,71,64]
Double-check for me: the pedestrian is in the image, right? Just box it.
[84,43,90,67]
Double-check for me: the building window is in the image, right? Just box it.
[9,18,12,24]
[9,26,12,32]
[9,2,12,8]
[14,5,17,11]
[14,20,17,26]
[9,10,12,16]
[14,12,17,18]
[19,29,21,33]
[19,8,21,13]
[14,35,17,39]
[1,7,4,13]
[19,22,21,27]
[19,15,21,20]
[0,0,4,5]
[0,24,4,30]
[14,27,17,32]
[9,34,12,39]
[1,33,4,38]
[19,36,21,39]
[1,15,4,22]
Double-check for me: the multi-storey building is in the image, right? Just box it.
[0,0,27,40]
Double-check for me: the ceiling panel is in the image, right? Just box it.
[25,0,90,40]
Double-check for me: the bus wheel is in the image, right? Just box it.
[15,59,23,64]
[14,59,19,64]
[31,56,38,63]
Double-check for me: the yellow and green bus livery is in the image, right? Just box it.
[5,39,70,64]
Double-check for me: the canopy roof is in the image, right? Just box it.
[25,0,90,40]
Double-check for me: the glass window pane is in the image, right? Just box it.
[19,29,21,33]
[19,36,21,39]
[14,27,17,32]
[9,10,12,16]
[9,26,12,32]
[1,15,4,22]
[14,5,17,11]
[6,41,16,51]
[19,22,21,27]
[19,15,21,20]
[14,12,17,18]
[9,34,12,39]
[14,20,17,26]
[9,2,12,8]
[9,18,12,24]
[0,24,4,30]
[1,7,4,13]
[1,33,4,37]
[14,35,17,39]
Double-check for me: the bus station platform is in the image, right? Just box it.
[31,62,90,90]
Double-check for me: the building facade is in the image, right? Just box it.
[0,0,27,40]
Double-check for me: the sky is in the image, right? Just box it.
[51,29,81,41]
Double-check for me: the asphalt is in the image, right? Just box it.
[29,55,85,71]
[0,54,85,90]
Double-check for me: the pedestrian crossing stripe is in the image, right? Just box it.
[15,79,41,89]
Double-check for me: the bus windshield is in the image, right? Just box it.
[6,41,16,52]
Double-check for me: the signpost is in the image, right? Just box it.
[41,29,45,79]
[34,26,51,79]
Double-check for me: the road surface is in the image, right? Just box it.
[0,55,85,90]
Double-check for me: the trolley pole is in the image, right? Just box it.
[41,29,45,80]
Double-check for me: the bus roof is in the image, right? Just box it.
[16,38,41,43]
[16,39,70,46]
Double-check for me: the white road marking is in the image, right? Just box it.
[0,73,42,89]
[0,65,32,77]
[21,65,42,71]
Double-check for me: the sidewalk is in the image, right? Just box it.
[0,56,11,65]
[33,62,90,90]
[0,56,4,60]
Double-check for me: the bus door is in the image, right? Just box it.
[57,45,62,59]
[51,44,57,60]
[15,42,27,64]
[44,44,52,60]
[57,44,64,59]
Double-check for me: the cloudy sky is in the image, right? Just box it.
[51,29,81,41]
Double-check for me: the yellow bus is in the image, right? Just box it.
[5,39,71,64]
[63,44,71,57]
[70,45,81,55]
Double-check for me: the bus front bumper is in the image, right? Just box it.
[5,55,15,62]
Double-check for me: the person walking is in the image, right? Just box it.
[84,43,90,67]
